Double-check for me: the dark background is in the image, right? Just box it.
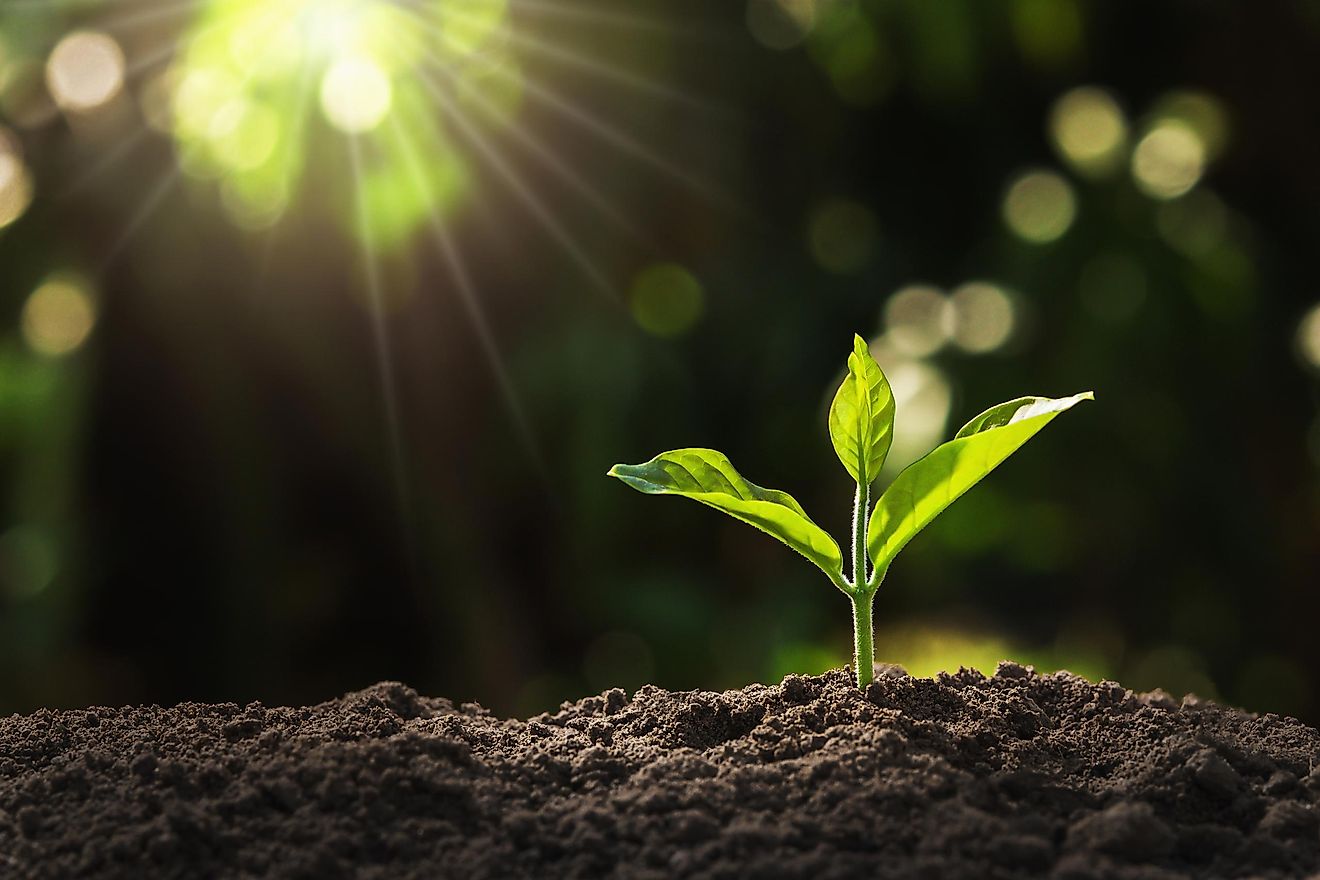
[3,0,1319,721]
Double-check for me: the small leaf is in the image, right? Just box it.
[828,335,895,487]
[609,449,844,580]
[867,392,1093,572]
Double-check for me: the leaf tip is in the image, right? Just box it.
[852,333,870,356]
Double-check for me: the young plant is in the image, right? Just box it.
[608,335,1092,688]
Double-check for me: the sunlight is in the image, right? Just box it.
[161,0,518,236]
[4,0,725,256]
[320,56,392,133]
[4,0,728,489]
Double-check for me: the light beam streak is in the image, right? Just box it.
[403,0,731,119]
[423,50,648,246]
[98,162,180,269]
[388,112,549,480]
[414,65,620,302]
[348,132,417,561]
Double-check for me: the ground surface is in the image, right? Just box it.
[2,663,1319,879]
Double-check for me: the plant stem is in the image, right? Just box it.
[850,481,873,688]
[851,592,874,688]
[851,483,868,591]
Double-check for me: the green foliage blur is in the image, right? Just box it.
[3,0,1320,722]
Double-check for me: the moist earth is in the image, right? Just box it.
[2,662,1318,879]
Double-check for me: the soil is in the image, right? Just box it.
[2,663,1318,879]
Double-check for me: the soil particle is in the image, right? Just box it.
[1187,748,1244,800]
[2,665,1319,878]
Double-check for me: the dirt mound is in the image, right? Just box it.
[2,663,1318,878]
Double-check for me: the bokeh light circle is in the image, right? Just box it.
[0,142,34,230]
[630,263,705,338]
[949,282,1016,354]
[0,526,58,599]
[45,31,125,113]
[868,339,952,473]
[1151,90,1230,160]
[1002,169,1077,244]
[1049,86,1127,176]
[746,0,816,50]
[807,197,878,274]
[1297,303,1320,371]
[1131,122,1205,200]
[885,285,952,356]
[21,276,97,357]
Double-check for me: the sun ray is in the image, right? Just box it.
[98,161,180,269]
[120,31,187,80]
[251,40,321,290]
[458,48,744,217]
[506,0,687,34]
[421,49,649,246]
[400,0,731,119]
[20,0,749,310]
[348,132,416,558]
[387,112,549,479]
[57,123,154,198]
[393,3,743,221]
[0,0,137,12]
[94,0,204,34]
[413,65,620,302]
[84,4,303,262]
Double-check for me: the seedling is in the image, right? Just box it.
[609,335,1092,688]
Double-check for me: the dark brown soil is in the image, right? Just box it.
[2,663,1319,879]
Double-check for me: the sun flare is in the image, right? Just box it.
[166,0,521,240]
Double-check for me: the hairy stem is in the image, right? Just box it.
[850,481,874,688]
[851,482,868,590]
[851,592,874,688]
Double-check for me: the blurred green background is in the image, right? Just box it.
[3,0,1320,722]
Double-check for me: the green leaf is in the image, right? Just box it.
[867,392,1093,572]
[609,449,844,580]
[828,335,895,487]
